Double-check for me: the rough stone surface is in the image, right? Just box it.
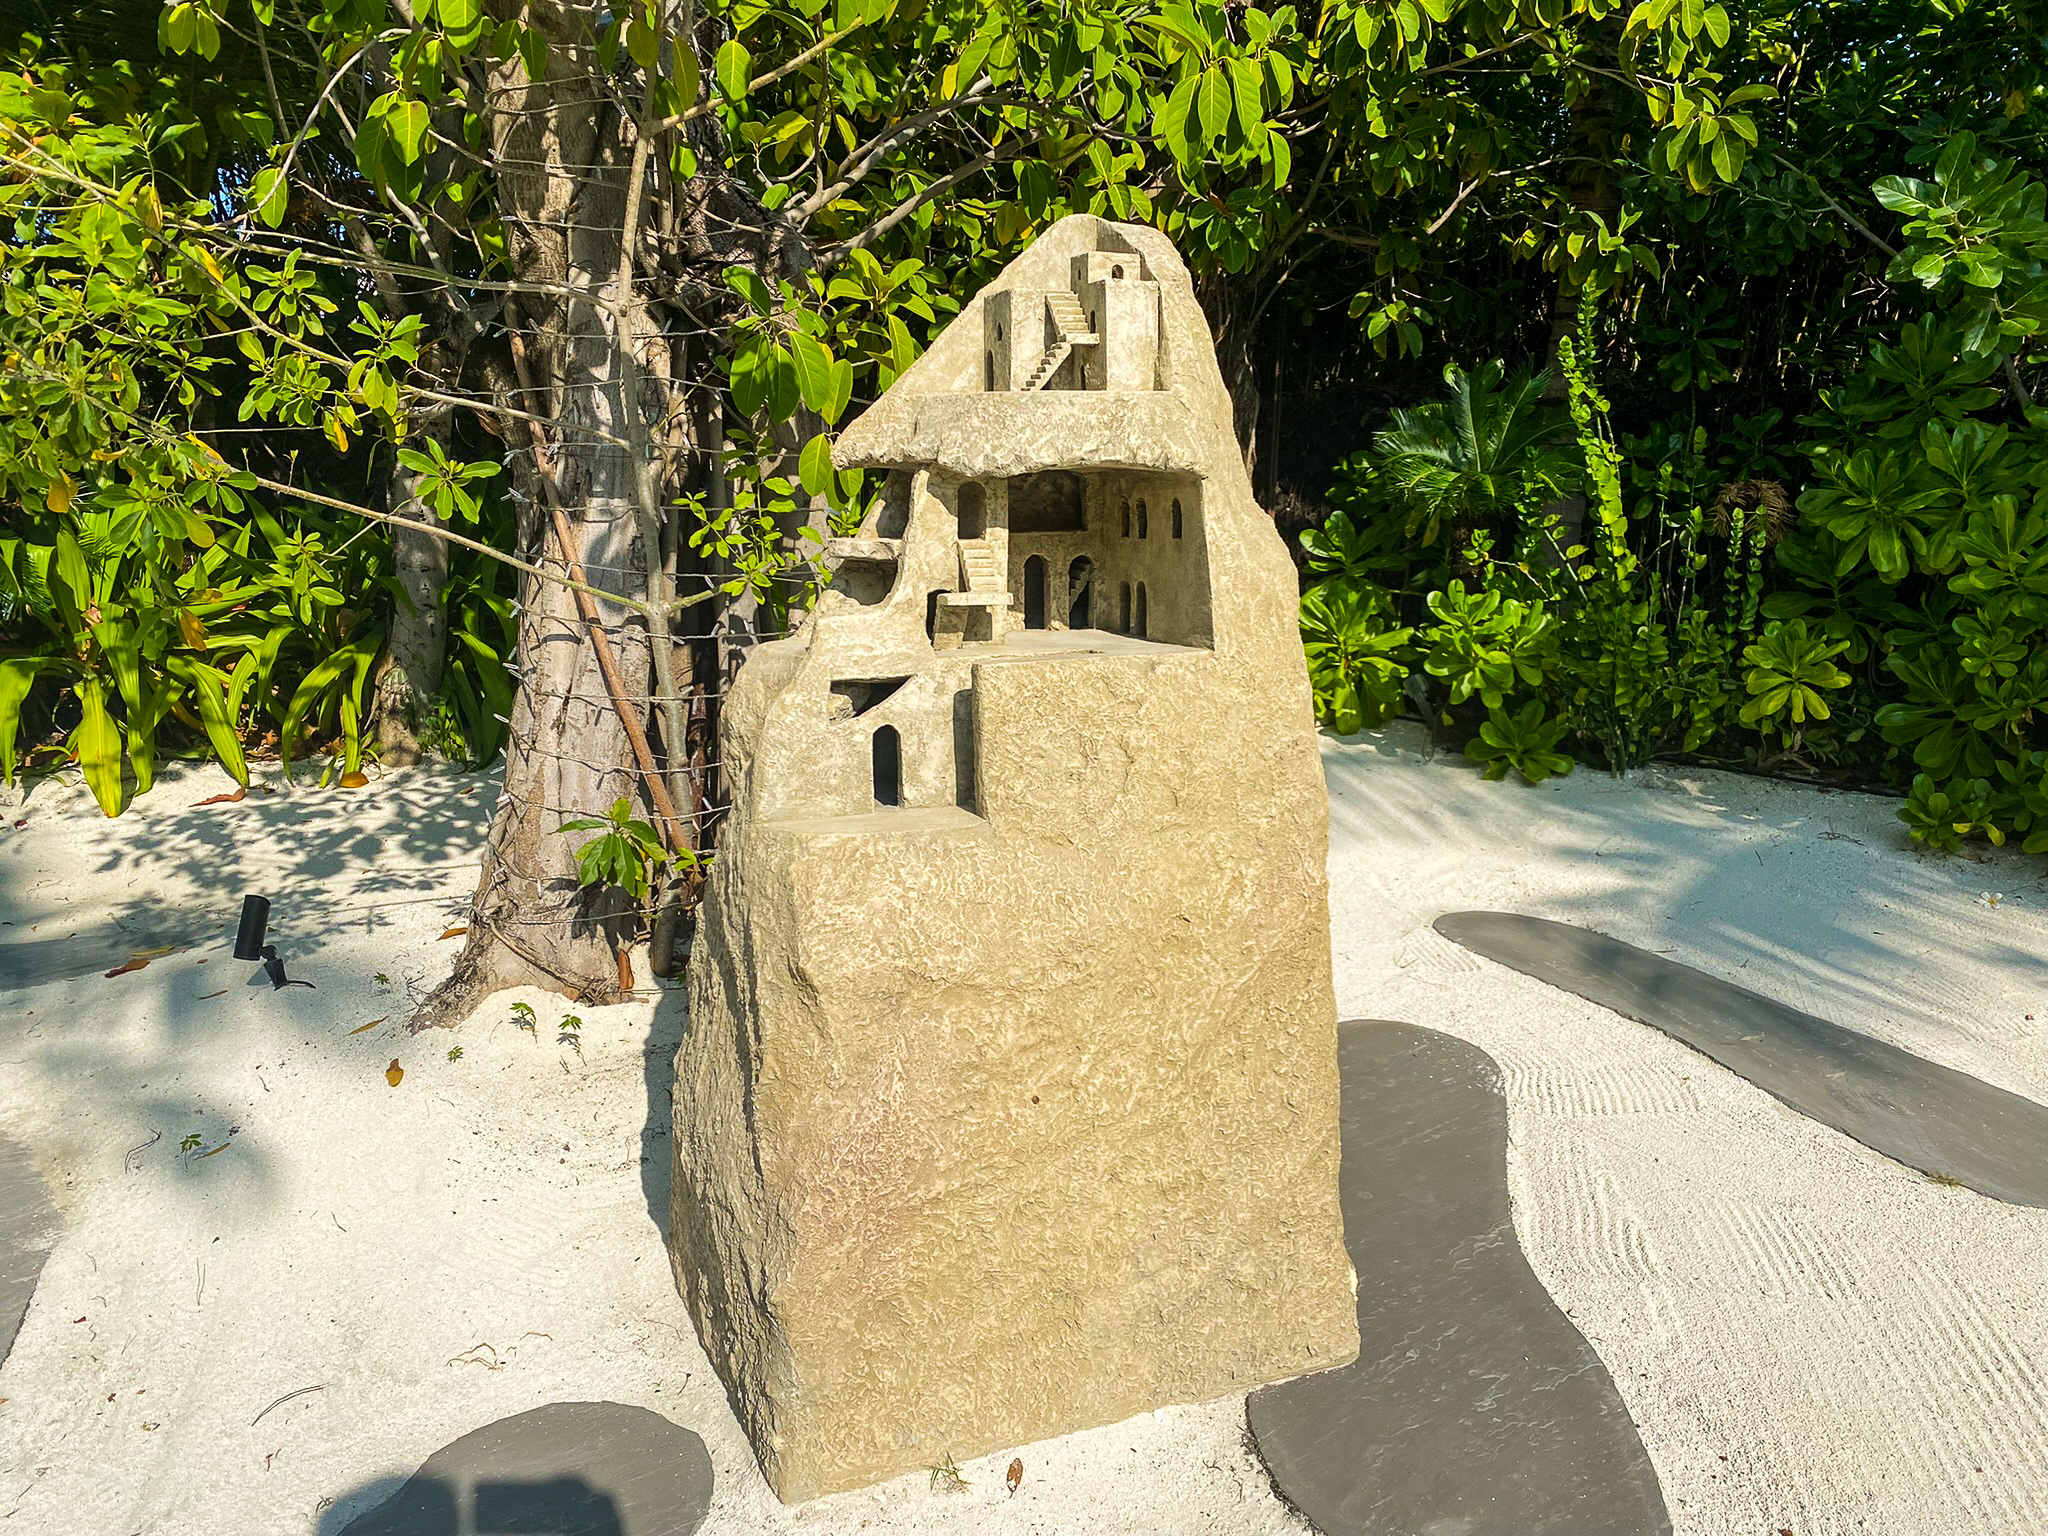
[1437,910,2048,1207]
[1249,1020,1670,1536]
[668,216,1357,1503]
[330,1402,713,1536]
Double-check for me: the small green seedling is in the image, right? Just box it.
[374,972,390,986]
[447,1046,463,1062]
[558,1014,583,1053]
[178,1133,203,1156]
[559,798,670,901]
[510,1001,537,1039]
[928,1454,968,1493]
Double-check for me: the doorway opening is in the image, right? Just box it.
[1023,556,1048,629]
[1067,556,1094,629]
[872,725,902,807]
[958,481,987,539]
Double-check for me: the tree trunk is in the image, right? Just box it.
[410,0,802,1028]
[371,422,451,763]
[414,12,655,1027]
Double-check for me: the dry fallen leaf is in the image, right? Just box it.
[1006,1458,1023,1495]
[104,957,150,978]
[197,989,227,1000]
[197,1140,231,1159]
[438,926,468,940]
[194,787,246,807]
[349,1018,387,1035]
[338,770,370,789]
[385,1059,404,1087]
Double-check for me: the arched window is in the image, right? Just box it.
[872,725,902,807]
[1120,499,1131,538]
[1118,582,1132,633]
[1136,499,1149,539]
[1110,263,1125,279]
[1171,498,1184,539]
[1135,583,1148,639]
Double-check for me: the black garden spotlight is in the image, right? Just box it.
[234,894,314,990]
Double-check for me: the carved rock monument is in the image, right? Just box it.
[667,215,1358,1502]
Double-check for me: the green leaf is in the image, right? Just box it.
[826,357,854,425]
[249,166,289,229]
[673,41,701,110]
[798,433,835,497]
[167,657,250,786]
[1154,72,1197,163]
[1196,66,1232,149]
[625,16,658,68]
[438,0,482,45]
[385,98,430,163]
[724,265,774,315]
[0,659,46,783]
[1702,2,1731,46]
[1228,57,1263,136]
[1266,126,1292,188]
[716,39,751,102]
[788,333,835,414]
[52,531,90,628]
[74,678,125,817]
[163,2,196,53]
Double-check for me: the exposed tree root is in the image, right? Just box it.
[409,925,621,1033]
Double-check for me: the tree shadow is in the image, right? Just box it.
[1321,726,2048,1095]
[0,763,499,1219]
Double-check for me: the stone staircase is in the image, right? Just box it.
[1017,291,1099,391]
[957,538,1006,598]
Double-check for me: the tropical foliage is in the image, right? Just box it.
[0,0,2044,948]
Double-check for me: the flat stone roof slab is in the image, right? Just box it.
[1249,1020,1669,1536]
[1436,911,2048,1207]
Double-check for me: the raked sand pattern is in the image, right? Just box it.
[0,725,2046,1532]
[1437,911,2048,1205]
[1329,725,2048,1536]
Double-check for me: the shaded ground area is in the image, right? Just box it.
[329,1402,713,1536]
[1439,912,2048,1208]
[1251,1020,1668,1536]
[0,1138,58,1364]
[4,733,2047,1533]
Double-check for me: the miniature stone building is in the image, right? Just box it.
[667,216,1358,1502]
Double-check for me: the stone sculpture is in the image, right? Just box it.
[667,215,1358,1502]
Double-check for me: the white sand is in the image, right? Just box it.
[1,727,2044,1534]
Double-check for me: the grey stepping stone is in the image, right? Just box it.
[1437,911,2048,1207]
[1249,1021,1670,1536]
[331,1402,712,1536]
[0,1135,58,1364]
